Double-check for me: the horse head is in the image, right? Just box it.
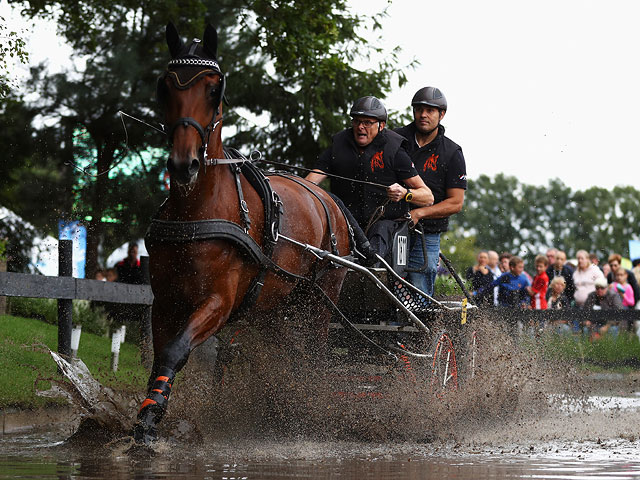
[157,22,225,189]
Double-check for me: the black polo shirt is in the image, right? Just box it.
[394,123,467,233]
[315,128,418,225]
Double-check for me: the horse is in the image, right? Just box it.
[132,22,352,444]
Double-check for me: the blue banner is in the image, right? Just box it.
[630,240,640,263]
[58,220,87,278]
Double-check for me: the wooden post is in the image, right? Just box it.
[57,239,73,357]
[140,255,153,369]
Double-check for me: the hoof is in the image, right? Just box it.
[132,421,157,445]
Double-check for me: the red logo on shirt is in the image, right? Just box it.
[423,154,438,172]
[371,151,384,171]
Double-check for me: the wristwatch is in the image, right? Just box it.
[404,189,413,202]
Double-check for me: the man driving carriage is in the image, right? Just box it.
[305,96,433,261]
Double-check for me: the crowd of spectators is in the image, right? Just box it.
[466,247,640,337]
[468,247,640,311]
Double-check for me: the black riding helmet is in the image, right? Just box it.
[411,87,447,111]
[350,96,388,122]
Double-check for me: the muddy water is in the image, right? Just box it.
[2,427,640,479]
[3,323,640,478]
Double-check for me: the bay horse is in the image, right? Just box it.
[133,22,351,444]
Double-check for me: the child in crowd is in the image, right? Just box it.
[547,276,573,333]
[476,256,531,308]
[529,254,549,310]
[611,268,635,308]
[105,268,118,282]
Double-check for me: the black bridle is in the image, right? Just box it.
[165,115,221,153]
[159,56,226,164]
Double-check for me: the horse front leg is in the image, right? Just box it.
[132,294,233,444]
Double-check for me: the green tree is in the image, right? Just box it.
[569,186,640,260]
[453,174,640,267]
[0,14,28,97]
[541,178,574,252]
[0,89,75,225]
[8,0,411,277]
[455,173,525,255]
[0,91,74,271]
[440,226,477,276]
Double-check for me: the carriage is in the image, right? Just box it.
[328,264,477,395]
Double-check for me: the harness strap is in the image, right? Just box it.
[204,157,247,166]
[146,218,270,266]
[231,153,276,315]
[269,173,340,256]
[145,218,326,289]
[167,117,206,145]
[230,164,251,233]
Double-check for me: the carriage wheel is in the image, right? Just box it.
[429,330,458,395]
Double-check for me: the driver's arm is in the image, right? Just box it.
[304,170,328,185]
[386,175,433,206]
[409,187,465,224]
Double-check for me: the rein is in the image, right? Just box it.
[118,108,390,190]
[260,159,389,190]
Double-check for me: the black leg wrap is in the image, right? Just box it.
[133,366,176,444]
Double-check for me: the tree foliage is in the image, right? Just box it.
[0,15,29,97]
[440,227,477,277]
[453,174,640,267]
[4,0,412,276]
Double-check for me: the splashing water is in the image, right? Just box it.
[33,314,640,458]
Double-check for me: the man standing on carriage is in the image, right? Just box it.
[305,96,433,261]
[393,87,467,301]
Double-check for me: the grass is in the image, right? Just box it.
[436,274,471,296]
[539,330,640,370]
[2,310,638,409]
[8,297,112,336]
[0,314,148,409]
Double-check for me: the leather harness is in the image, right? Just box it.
[145,149,354,313]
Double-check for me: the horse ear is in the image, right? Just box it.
[202,24,218,59]
[166,22,184,59]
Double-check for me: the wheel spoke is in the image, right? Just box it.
[430,331,458,394]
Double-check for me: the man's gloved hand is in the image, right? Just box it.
[357,241,379,267]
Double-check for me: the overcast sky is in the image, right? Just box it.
[4,0,639,191]
[351,0,640,192]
